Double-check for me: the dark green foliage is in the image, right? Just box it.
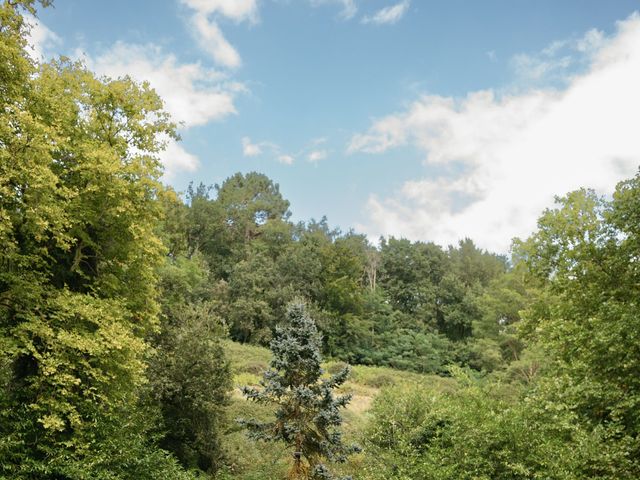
[227,249,280,343]
[239,302,359,479]
[379,237,445,316]
[216,172,291,237]
[434,272,479,340]
[448,237,508,288]
[168,168,515,374]
[149,301,231,474]
[149,254,232,474]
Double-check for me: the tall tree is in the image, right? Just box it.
[379,238,445,318]
[216,172,291,244]
[448,238,507,288]
[517,178,640,476]
[0,3,191,477]
[240,301,358,479]
[149,300,231,474]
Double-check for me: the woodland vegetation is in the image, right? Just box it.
[1,1,639,479]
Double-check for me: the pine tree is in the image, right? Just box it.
[239,301,359,480]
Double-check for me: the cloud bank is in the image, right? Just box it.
[349,13,640,253]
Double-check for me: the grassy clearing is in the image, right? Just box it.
[219,340,456,479]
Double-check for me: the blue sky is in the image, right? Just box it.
[31,0,640,252]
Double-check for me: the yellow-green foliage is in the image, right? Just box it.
[0,3,182,477]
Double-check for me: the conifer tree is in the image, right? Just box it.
[240,301,358,480]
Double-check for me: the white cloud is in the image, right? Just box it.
[86,41,240,180]
[80,41,242,180]
[576,28,606,53]
[308,150,328,163]
[510,27,606,84]
[239,135,330,165]
[24,13,61,62]
[242,136,263,156]
[181,0,258,68]
[362,1,410,25]
[181,0,258,23]
[278,154,295,165]
[349,13,640,253]
[23,15,242,181]
[241,137,296,165]
[85,42,238,128]
[310,0,357,20]
[511,52,572,82]
[158,134,200,180]
[311,136,328,145]
[190,13,242,69]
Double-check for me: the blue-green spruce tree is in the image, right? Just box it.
[240,301,359,479]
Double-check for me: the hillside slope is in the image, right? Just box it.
[218,341,456,479]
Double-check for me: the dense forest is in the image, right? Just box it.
[1,2,639,479]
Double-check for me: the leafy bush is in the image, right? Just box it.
[363,372,633,480]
